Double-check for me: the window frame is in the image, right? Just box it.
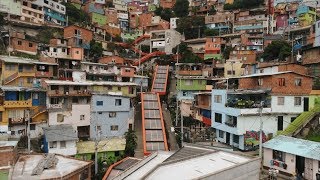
[277,97,285,105]
[294,97,302,106]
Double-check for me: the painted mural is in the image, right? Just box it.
[244,130,272,150]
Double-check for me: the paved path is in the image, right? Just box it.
[134,104,144,158]
[162,104,179,151]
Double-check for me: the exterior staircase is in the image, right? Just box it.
[30,106,47,119]
[278,106,320,136]
[133,51,166,66]
[4,72,19,85]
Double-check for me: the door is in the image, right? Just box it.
[296,155,305,177]
[18,65,23,72]
[277,116,283,131]
[304,97,309,111]
[226,132,230,145]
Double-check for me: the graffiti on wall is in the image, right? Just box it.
[244,130,272,150]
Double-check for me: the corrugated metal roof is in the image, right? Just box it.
[43,125,78,142]
[263,135,320,161]
[76,137,126,154]
[0,56,57,65]
[45,80,138,86]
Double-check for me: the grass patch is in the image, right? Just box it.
[280,106,320,136]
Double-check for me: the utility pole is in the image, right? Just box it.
[181,108,184,147]
[259,101,264,158]
[7,8,11,57]
[94,122,100,177]
[175,44,180,127]
[26,109,31,153]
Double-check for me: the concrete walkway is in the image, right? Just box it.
[162,103,179,151]
[134,104,144,159]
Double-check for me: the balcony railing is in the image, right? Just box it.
[177,70,202,76]
[4,100,32,108]
[48,104,62,109]
[9,117,26,126]
[225,121,237,127]
[47,90,91,96]
[225,99,269,109]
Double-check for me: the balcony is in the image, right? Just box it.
[4,100,32,108]
[177,70,202,76]
[47,90,91,97]
[225,121,237,128]
[9,117,26,126]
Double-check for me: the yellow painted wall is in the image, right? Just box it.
[33,112,48,123]
[92,85,136,97]
[224,60,244,78]
[2,63,35,87]
[225,0,234,4]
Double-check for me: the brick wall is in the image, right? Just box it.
[239,73,313,95]
[0,146,17,166]
[278,64,308,75]
[64,25,93,44]
[11,38,38,54]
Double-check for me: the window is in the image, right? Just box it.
[295,78,302,86]
[219,130,224,138]
[49,141,57,148]
[107,86,112,90]
[258,78,263,86]
[214,95,222,103]
[57,114,64,122]
[233,135,239,144]
[51,85,59,90]
[27,78,33,84]
[98,112,102,114]
[185,79,193,86]
[110,125,119,131]
[109,112,116,117]
[29,43,33,47]
[182,91,187,96]
[96,101,103,106]
[294,97,302,106]
[227,70,235,75]
[74,86,80,90]
[277,97,284,105]
[76,51,79,54]
[72,97,79,103]
[30,124,36,130]
[278,78,286,86]
[18,41,22,45]
[277,116,283,131]
[80,115,85,120]
[273,150,285,162]
[115,99,122,106]
[118,87,121,91]
[31,91,39,100]
[60,141,66,148]
[215,113,222,123]
[5,64,15,71]
[96,126,101,131]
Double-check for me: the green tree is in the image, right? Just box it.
[222,46,233,60]
[223,0,264,10]
[154,7,173,21]
[173,0,189,17]
[176,16,205,39]
[208,5,217,15]
[261,40,291,61]
[62,2,90,26]
[0,13,5,25]
[89,40,103,59]
[204,28,219,36]
[124,129,137,157]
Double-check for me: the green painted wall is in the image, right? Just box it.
[309,95,320,110]
[92,12,107,26]
[0,171,9,180]
[148,4,157,12]
[176,79,207,91]
[75,151,125,165]
[204,54,222,60]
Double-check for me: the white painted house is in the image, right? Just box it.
[263,135,320,180]
[43,125,78,156]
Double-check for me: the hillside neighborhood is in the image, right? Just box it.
[0,0,320,179]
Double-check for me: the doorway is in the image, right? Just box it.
[277,116,283,131]
[226,132,230,145]
[304,97,309,111]
[296,155,305,177]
